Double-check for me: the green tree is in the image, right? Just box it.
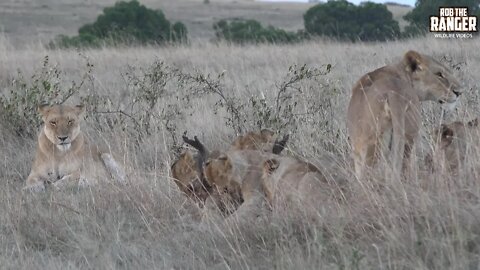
[213,19,303,44]
[304,0,400,41]
[404,0,480,35]
[52,0,187,48]
[358,2,401,41]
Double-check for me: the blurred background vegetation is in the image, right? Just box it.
[36,0,480,48]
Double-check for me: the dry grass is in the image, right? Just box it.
[1,37,480,269]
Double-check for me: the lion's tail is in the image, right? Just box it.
[101,153,127,183]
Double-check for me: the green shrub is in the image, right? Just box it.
[213,19,304,44]
[176,63,334,137]
[51,0,187,48]
[304,0,400,41]
[0,56,94,137]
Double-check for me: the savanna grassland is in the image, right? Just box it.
[0,0,411,47]
[0,0,312,46]
[2,0,480,269]
[1,37,480,269]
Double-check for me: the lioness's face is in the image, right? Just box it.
[171,151,211,202]
[434,118,479,150]
[38,104,85,151]
[428,118,479,171]
[406,51,462,107]
[203,154,233,189]
[171,152,199,188]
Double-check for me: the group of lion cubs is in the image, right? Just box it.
[24,50,476,221]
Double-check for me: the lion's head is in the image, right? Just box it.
[172,132,288,209]
[172,149,243,213]
[427,117,479,171]
[403,50,462,108]
[434,118,478,149]
[177,131,288,191]
[230,129,277,152]
[38,104,85,151]
[204,153,235,189]
[204,131,288,191]
[170,151,212,204]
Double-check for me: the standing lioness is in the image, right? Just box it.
[25,104,126,192]
[347,50,461,178]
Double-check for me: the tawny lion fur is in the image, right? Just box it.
[25,104,126,192]
[347,50,461,178]
[229,129,276,151]
[170,129,281,206]
[426,117,479,172]
[202,150,347,223]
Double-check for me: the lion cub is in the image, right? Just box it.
[25,104,126,192]
[181,134,346,222]
[229,129,276,151]
[426,118,479,172]
[170,130,288,207]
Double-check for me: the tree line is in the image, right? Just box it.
[52,0,480,48]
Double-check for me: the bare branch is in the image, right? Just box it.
[92,110,141,130]
[182,132,210,177]
[182,134,208,156]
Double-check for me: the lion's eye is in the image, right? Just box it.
[68,119,74,125]
[50,121,56,126]
[435,72,444,78]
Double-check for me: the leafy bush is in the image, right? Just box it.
[403,0,480,36]
[51,0,187,48]
[0,56,94,137]
[0,54,335,154]
[304,0,400,41]
[213,19,305,44]
[176,63,335,141]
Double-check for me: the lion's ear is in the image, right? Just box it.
[37,104,51,117]
[404,50,424,72]
[220,155,233,170]
[172,151,193,169]
[263,159,280,176]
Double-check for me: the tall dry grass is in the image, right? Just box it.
[0,37,480,269]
